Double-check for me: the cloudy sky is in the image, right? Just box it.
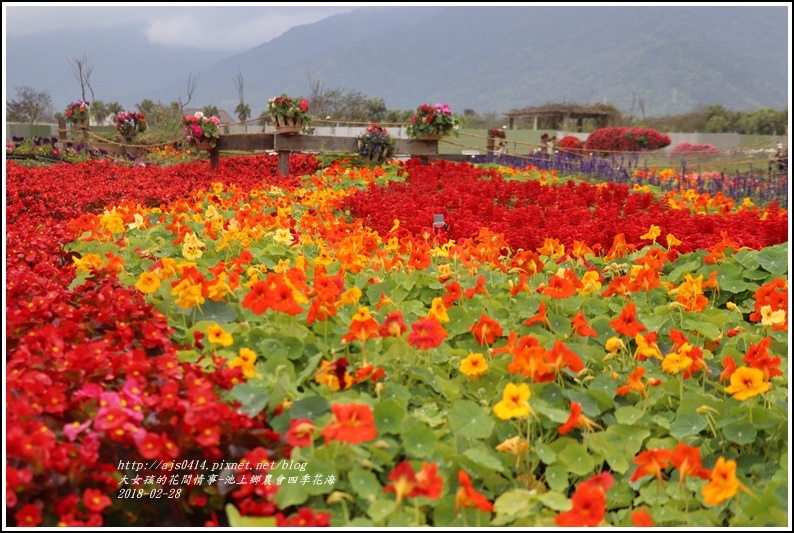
[4,3,361,51]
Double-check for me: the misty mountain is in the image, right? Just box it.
[6,6,788,119]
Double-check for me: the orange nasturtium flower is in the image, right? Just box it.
[723,367,770,400]
[455,470,494,514]
[459,352,489,380]
[631,508,654,527]
[701,457,750,506]
[493,383,532,420]
[524,302,552,330]
[407,318,448,350]
[135,271,161,293]
[631,449,672,484]
[341,307,380,345]
[558,402,601,435]
[321,403,377,445]
[610,302,647,337]
[470,314,503,345]
[570,310,597,337]
[555,472,614,527]
[206,324,234,347]
[616,367,661,397]
[670,443,711,486]
[383,461,443,506]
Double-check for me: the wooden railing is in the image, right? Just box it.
[207,133,440,174]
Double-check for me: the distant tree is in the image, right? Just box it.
[202,105,220,118]
[137,99,157,120]
[91,100,109,125]
[6,85,54,124]
[136,99,182,125]
[739,108,787,135]
[233,72,250,131]
[365,98,387,122]
[69,54,95,103]
[235,102,251,123]
[178,73,199,111]
[107,101,124,122]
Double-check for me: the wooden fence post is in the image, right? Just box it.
[277,151,290,175]
[58,116,67,141]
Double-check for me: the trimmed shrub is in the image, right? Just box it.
[671,142,720,153]
[559,136,584,153]
[584,127,671,154]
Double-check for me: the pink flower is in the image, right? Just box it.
[300,99,309,111]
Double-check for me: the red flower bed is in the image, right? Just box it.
[341,160,787,254]
[6,154,319,527]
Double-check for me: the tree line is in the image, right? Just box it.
[5,84,788,136]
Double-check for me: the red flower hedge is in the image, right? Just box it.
[584,127,671,153]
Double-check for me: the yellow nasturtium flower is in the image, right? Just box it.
[493,383,532,420]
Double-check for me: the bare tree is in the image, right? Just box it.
[178,73,199,111]
[7,86,54,124]
[233,72,250,130]
[69,54,95,103]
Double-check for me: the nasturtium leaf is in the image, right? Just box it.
[682,317,721,341]
[448,400,494,439]
[667,259,702,283]
[193,299,238,324]
[614,406,645,425]
[402,424,437,459]
[722,422,757,445]
[289,396,330,420]
[534,442,557,465]
[411,402,447,428]
[492,489,537,525]
[755,244,788,275]
[374,400,405,435]
[538,490,572,511]
[531,398,571,424]
[227,382,268,417]
[544,465,569,493]
[557,441,595,476]
[348,468,382,500]
[587,424,650,474]
[445,305,476,337]
[296,352,324,386]
[432,373,463,402]
[669,412,708,440]
[225,504,276,527]
[463,447,505,474]
[282,336,306,359]
[367,499,395,523]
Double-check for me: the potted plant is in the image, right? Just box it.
[356,124,397,164]
[116,111,148,141]
[65,100,90,129]
[181,112,221,150]
[268,94,312,134]
[406,103,460,140]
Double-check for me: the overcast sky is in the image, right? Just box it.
[4,3,362,51]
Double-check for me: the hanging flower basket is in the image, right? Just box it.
[192,137,214,151]
[269,94,312,135]
[274,116,303,135]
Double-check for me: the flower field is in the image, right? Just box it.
[5,154,789,527]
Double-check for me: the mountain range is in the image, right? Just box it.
[6,6,790,119]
